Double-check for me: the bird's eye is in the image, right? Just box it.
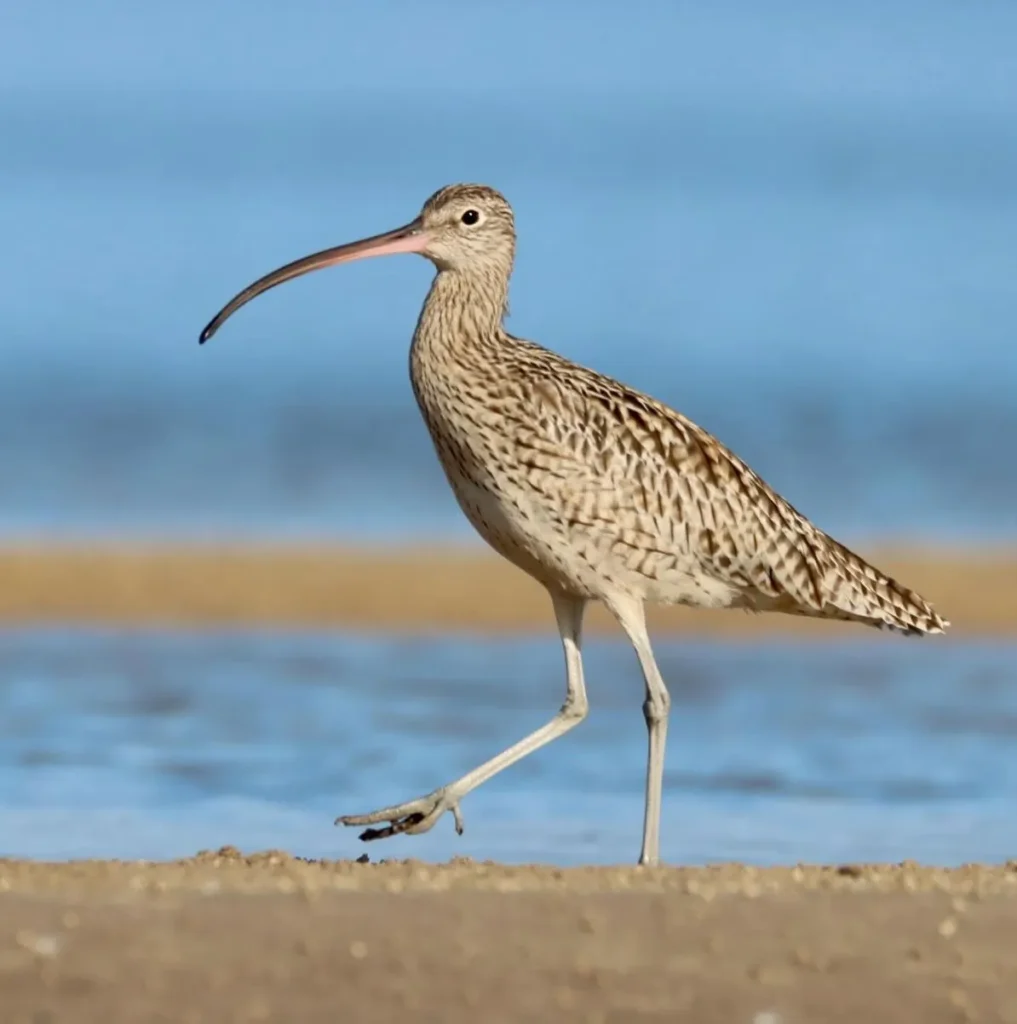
[461,209,480,226]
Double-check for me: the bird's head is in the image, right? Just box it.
[199,183,515,344]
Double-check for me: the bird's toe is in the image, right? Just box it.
[336,789,463,841]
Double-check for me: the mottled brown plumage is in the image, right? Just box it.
[200,182,948,866]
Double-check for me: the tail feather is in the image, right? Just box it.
[825,540,949,636]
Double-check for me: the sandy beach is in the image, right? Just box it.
[0,853,1014,1022]
[0,543,1012,636]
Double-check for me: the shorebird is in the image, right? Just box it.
[199,183,949,866]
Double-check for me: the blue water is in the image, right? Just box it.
[1,628,1015,865]
[0,0,1015,544]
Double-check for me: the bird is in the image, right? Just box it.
[199,183,949,867]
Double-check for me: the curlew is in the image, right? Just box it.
[199,183,948,866]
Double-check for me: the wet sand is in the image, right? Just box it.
[1,852,1016,1022]
[0,543,1013,636]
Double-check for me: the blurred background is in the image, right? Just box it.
[0,0,1015,866]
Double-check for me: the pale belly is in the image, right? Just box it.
[443,472,745,610]
[446,474,594,595]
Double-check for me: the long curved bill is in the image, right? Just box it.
[199,218,428,344]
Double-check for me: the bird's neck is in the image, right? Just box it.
[412,268,510,364]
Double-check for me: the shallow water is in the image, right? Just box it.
[1,628,1014,865]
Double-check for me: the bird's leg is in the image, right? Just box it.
[607,596,671,867]
[337,592,589,844]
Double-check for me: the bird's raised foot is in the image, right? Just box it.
[336,788,465,843]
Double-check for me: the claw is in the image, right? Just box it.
[450,801,464,835]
